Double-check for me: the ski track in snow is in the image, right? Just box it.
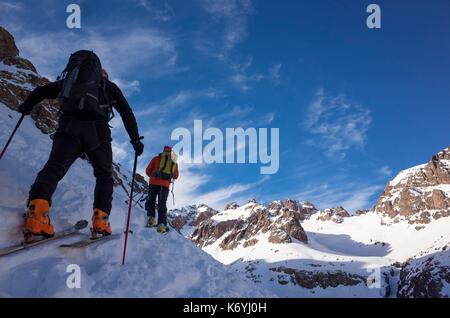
[0,105,272,297]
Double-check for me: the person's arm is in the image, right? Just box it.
[173,164,179,180]
[146,158,155,178]
[109,81,140,142]
[18,81,61,114]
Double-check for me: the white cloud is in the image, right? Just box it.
[295,183,383,213]
[173,165,268,210]
[268,63,282,85]
[305,88,372,158]
[16,27,178,80]
[136,88,219,118]
[111,140,129,162]
[199,0,254,58]
[111,78,141,97]
[135,0,174,22]
[377,165,393,177]
[0,1,23,11]
[230,72,263,91]
[229,57,263,91]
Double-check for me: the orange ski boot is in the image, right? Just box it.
[23,199,55,241]
[91,208,112,239]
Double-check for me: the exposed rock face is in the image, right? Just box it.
[189,200,308,251]
[397,249,450,298]
[0,27,148,197]
[267,199,318,221]
[317,206,350,223]
[0,27,19,59]
[112,162,148,204]
[270,266,366,289]
[374,147,450,225]
[0,28,61,135]
[355,209,369,216]
[224,202,239,210]
[168,204,219,232]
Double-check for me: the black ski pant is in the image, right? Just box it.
[146,184,169,225]
[29,116,114,214]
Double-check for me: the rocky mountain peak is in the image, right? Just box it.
[224,202,239,210]
[174,200,309,251]
[0,27,19,59]
[0,27,57,134]
[317,206,350,223]
[267,199,318,221]
[374,146,450,225]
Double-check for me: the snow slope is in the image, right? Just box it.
[0,104,272,297]
[174,201,450,298]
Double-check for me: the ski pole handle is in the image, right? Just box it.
[0,114,25,161]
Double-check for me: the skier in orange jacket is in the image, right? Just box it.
[145,146,179,233]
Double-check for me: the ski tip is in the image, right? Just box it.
[74,220,89,230]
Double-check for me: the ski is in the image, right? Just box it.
[59,233,121,248]
[0,220,88,257]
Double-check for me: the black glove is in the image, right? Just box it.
[131,137,144,156]
[18,103,33,115]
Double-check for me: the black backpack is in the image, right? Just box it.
[58,50,113,120]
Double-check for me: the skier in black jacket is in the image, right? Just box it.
[18,59,144,241]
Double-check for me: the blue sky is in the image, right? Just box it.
[1,0,449,211]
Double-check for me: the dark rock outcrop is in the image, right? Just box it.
[267,199,318,220]
[397,250,450,298]
[224,202,239,210]
[270,266,366,289]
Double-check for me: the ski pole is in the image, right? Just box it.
[122,152,139,265]
[171,181,175,206]
[0,114,25,161]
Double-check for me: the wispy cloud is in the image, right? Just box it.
[111,78,141,97]
[229,57,263,91]
[16,27,178,81]
[268,63,282,85]
[135,0,174,22]
[295,182,383,213]
[198,0,254,59]
[304,88,372,159]
[136,88,220,118]
[0,1,23,11]
[377,165,393,177]
[174,168,268,210]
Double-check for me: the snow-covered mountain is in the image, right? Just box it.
[0,27,271,298]
[169,151,450,298]
[170,196,449,297]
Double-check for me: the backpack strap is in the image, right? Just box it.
[161,153,169,172]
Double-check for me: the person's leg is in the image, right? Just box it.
[147,185,158,218]
[29,131,82,204]
[25,130,81,237]
[87,141,113,214]
[157,186,170,225]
